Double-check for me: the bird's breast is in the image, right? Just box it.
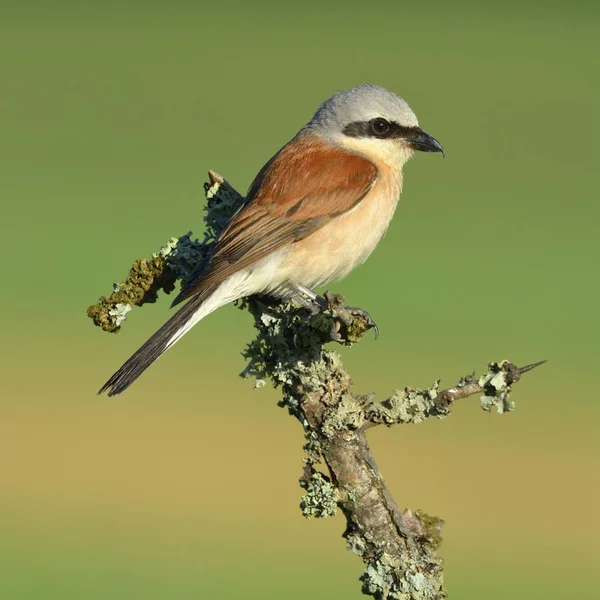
[282,167,403,287]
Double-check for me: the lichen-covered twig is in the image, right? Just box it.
[86,171,245,332]
[88,172,544,600]
[363,359,546,429]
[240,296,542,600]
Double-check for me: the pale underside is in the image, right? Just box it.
[166,162,404,349]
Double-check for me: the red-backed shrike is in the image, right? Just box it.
[99,84,444,395]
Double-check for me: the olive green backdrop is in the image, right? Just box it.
[1,1,598,598]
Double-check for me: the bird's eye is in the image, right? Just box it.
[370,118,390,136]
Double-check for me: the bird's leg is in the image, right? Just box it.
[295,285,329,314]
[326,292,379,339]
[255,285,379,341]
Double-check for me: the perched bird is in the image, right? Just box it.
[99,83,444,396]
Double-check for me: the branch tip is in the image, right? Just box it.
[208,169,224,185]
[517,359,547,376]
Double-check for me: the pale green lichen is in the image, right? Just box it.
[108,302,131,327]
[479,360,516,414]
[240,301,345,414]
[346,532,367,557]
[321,394,365,437]
[302,430,323,465]
[153,236,180,258]
[365,380,449,426]
[361,551,446,600]
[300,471,340,519]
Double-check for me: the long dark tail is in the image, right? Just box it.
[98,292,211,396]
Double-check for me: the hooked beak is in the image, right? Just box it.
[407,128,445,157]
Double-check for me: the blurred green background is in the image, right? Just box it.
[1,1,598,598]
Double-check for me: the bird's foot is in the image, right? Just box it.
[322,291,379,342]
[294,285,328,315]
[256,286,378,344]
[292,294,327,316]
[342,306,380,339]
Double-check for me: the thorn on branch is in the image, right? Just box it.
[478,359,545,414]
[515,359,548,378]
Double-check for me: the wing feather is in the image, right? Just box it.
[172,134,377,306]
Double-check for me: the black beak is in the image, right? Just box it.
[407,129,445,157]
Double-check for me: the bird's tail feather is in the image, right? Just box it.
[98,288,216,397]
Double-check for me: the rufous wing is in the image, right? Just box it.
[172,134,378,306]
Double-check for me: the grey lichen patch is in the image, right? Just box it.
[321,394,365,437]
[241,296,377,528]
[303,430,323,465]
[365,380,449,426]
[204,171,245,240]
[361,550,446,600]
[346,532,367,557]
[158,232,207,283]
[241,299,351,414]
[241,304,316,396]
[300,471,340,519]
[479,360,516,413]
[344,485,358,504]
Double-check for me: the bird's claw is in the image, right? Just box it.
[344,306,379,339]
[321,292,379,342]
[294,288,379,342]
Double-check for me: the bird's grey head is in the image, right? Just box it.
[306,84,444,166]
